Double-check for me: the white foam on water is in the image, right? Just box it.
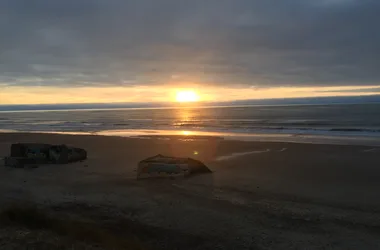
[277,148,287,152]
[215,149,271,161]
[363,148,380,152]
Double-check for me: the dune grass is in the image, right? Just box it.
[0,204,145,250]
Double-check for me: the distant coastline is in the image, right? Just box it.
[1,94,380,112]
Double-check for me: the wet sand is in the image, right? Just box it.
[0,133,380,249]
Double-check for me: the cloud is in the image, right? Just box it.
[0,0,379,88]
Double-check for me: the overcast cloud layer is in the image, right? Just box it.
[0,0,379,88]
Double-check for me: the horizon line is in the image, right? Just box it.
[1,95,380,112]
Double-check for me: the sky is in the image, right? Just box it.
[0,0,380,104]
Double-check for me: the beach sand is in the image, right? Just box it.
[0,132,380,249]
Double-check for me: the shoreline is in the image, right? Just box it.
[2,129,380,146]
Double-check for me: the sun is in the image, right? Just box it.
[175,90,200,102]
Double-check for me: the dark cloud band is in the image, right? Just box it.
[1,0,379,88]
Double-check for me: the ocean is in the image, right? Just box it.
[1,103,380,141]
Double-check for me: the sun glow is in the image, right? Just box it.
[175,90,200,102]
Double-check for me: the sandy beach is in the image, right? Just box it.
[0,132,380,249]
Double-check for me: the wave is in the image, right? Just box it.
[1,106,380,136]
[172,122,380,133]
[329,128,380,133]
[2,120,380,135]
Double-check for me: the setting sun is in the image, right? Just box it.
[175,90,200,102]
